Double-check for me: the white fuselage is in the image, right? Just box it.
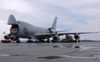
[10,21,48,39]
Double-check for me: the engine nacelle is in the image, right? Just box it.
[4,34,11,39]
[11,35,16,41]
[74,35,80,40]
[53,35,60,41]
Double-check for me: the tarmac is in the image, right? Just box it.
[0,42,100,62]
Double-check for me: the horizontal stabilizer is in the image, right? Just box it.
[8,15,17,25]
[57,29,70,33]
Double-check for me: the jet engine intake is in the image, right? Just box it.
[4,34,11,39]
[53,35,60,41]
[74,34,80,40]
[11,35,16,41]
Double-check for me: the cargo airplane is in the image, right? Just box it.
[4,15,98,43]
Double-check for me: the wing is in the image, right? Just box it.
[33,32,98,36]
[57,32,99,36]
[28,32,98,40]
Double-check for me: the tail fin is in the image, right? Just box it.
[8,14,17,25]
[51,17,57,29]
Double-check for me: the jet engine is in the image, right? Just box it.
[74,34,80,43]
[10,35,16,41]
[74,34,80,40]
[53,35,60,41]
[4,34,11,39]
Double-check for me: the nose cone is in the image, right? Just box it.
[8,15,17,25]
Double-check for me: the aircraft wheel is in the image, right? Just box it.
[16,40,20,43]
[27,40,33,43]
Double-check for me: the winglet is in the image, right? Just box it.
[51,17,57,29]
[8,14,17,25]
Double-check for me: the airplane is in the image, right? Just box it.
[4,14,98,43]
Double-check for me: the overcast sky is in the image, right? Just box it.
[0,0,100,40]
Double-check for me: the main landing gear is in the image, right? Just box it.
[16,39,20,43]
[27,39,34,43]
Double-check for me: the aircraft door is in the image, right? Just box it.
[23,27,27,34]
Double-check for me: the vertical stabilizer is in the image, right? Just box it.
[51,17,57,29]
[8,15,17,25]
